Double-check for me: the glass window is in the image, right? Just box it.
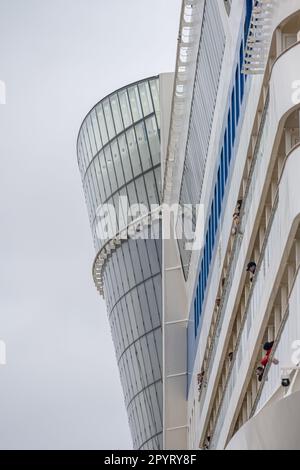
[145,171,158,206]
[104,146,117,194]
[117,304,129,350]
[118,134,133,182]
[131,289,145,336]
[145,117,160,165]
[155,238,162,270]
[138,81,154,116]
[123,243,135,289]
[86,171,96,215]
[82,123,93,165]
[96,103,109,145]
[110,93,123,134]
[110,140,125,188]
[99,150,110,198]
[86,116,97,157]
[118,186,129,232]
[126,128,142,177]
[111,193,120,232]
[136,121,152,171]
[138,284,153,331]
[91,108,102,150]
[127,181,137,208]
[128,240,143,284]
[153,329,162,370]
[117,249,129,293]
[147,332,161,380]
[77,140,85,174]
[128,85,143,122]
[83,178,94,219]
[154,167,162,199]
[135,175,149,210]
[125,293,139,340]
[149,79,160,116]
[151,276,162,323]
[118,89,132,128]
[131,347,142,391]
[103,98,115,140]
[139,336,154,382]
[147,240,160,276]
[138,241,151,279]
[153,380,163,425]
[90,163,100,208]
[94,155,106,202]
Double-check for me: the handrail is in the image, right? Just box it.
[198,42,300,445]
[209,193,279,448]
[209,130,300,447]
[162,0,204,205]
[197,95,269,413]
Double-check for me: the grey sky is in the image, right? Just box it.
[0,0,180,449]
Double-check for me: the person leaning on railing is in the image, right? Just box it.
[232,199,243,235]
[255,341,279,382]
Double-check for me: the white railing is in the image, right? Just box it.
[197,101,270,414]
[254,268,300,413]
[162,0,204,205]
[210,194,279,448]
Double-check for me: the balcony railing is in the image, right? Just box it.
[210,192,279,448]
[253,265,300,414]
[197,98,270,415]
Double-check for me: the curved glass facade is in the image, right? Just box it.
[77,77,161,252]
[77,77,163,449]
[103,231,162,449]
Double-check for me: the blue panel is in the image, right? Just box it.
[187,8,252,385]
[221,149,226,188]
[194,298,197,337]
[235,66,240,122]
[231,89,236,143]
[211,199,215,236]
[228,112,232,161]
[245,0,253,41]
[196,286,199,329]
[208,221,211,260]
[240,42,245,100]
[217,169,221,208]
[200,264,204,303]
[224,131,229,180]
[214,187,218,228]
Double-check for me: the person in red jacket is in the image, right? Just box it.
[256,341,279,382]
[260,341,279,367]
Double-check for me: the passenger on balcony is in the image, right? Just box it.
[197,370,206,392]
[246,261,257,282]
[232,199,243,235]
[256,365,265,382]
[204,436,211,450]
[260,341,279,367]
[256,342,279,382]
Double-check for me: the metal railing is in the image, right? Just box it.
[210,193,279,448]
[197,98,270,414]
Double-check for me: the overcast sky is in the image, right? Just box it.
[0,0,180,450]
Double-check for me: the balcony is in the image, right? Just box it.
[196,37,300,449]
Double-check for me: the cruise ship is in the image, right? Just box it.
[163,0,300,450]
[77,0,300,450]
